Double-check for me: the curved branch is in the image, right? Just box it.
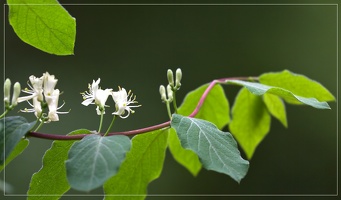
[26,76,257,140]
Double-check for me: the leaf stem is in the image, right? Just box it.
[26,76,257,140]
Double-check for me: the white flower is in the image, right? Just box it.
[43,72,58,97]
[18,72,68,122]
[112,87,141,119]
[81,78,112,115]
[45,89,68,121]
[20,97,42,119]
[17,75,43,103]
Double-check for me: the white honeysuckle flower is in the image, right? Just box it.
[20,97,42,119]
[81,78,100,106]
[112,87,141,119]
[43,72,58,97]
[17,75,44,103]
[18,72,68,122]
[45,89,68,121]
[81,78,112,115]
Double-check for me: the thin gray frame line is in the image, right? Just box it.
[2,3,339,197]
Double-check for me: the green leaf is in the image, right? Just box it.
[227,80,331,109]
[229,88,271,159]
[0,116,35,165]
[259,70,335,103]
[177,84,230,128]
[104,130,168,200]
[27,129,90,200]
[168,84,230,176]
[171,114,249,183]
[66,134,131,192]
[8,0,76,55]
[168,129,201,176]
[0,138,29,172]
[263,93,288,127]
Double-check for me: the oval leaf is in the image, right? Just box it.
[259,70,335,103]
[104,130,168,200]
[171,114,249,183]
[229,88,271,159]
[27,129,91,200]
[168,84,230,176]
[66,134,131,192]
[0,116,35,164]
[227,80,331,109]
[8,0,76,55]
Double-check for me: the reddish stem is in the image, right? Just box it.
[27,76,257,140]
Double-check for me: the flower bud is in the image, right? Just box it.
[167,84,173,102]
[159,85,167,102]
[175,68,182,88]
[4,79,11,105]
[11,82,21,107]
[167,69,174,87]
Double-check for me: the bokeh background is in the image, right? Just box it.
[1,1,338,199]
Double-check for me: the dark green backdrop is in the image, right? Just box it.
[1,1,338,199]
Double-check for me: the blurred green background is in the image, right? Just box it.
[1,1,338,199]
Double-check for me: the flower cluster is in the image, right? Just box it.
[18,72,68,122]
[81,78,140,119]
[160,68,182,103]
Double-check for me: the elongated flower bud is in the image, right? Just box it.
[4,79,11,105]
[11,82,21,106]
[167,84,173,102]
[167,69,174,87]
[175,68,182,88]
[159,85,167,102]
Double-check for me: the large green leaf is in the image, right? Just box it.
[227,80,331,109]
[168,84,230,176]
[229,88,271,159]
[8,0,76,55]
[259,70,335,103]
[27,129,91,200]
[171,114,249,183]
[0,116,35,164]
[0,138,29,172]
[104,129,168,200]
[66,134,131,192]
